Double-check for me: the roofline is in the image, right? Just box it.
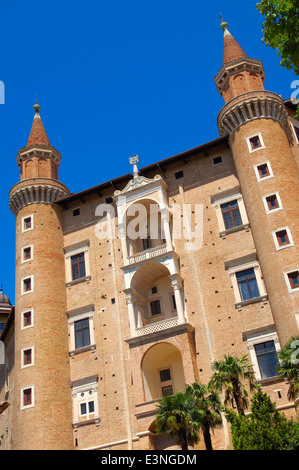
[56,135,229,206]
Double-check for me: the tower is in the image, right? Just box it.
[215,19,299,345]
[8,103,73,449]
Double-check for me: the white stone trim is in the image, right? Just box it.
[246,132,265,153]
[211,187,249,235]
[21,345,35,369]
[272,226,294,251]
[284,268,299,293]
[67,305,95,353]
[64,240,90,284]
[254,160,274,182]
[21,308,34,330]
[262,191,283,215]
[21,275,34,296]
[243,328,280,381]
[71,375,99,426]
[21,214,34,233]
[20,385,35,410]
[21,244,34,264]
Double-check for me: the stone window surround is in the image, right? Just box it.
[21,308,34,330]
[21,214,34,233]
[20,385,35,410]
[211,186,250,237]
[21,275,34,296]
[246,132,265,154]
[21,345,34,369]
[67,304,96,356]
[284,268,299,293]
[272,226,294,251]
[21,244,34,264]
[262,191,283,215]
[254,160,274,182]
[71,375,100,428]
[243,326,281,383]
[225,254,267,310]
[64,239,91,287]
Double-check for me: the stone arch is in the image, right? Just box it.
[141,341,186,402]
[24,159,35,179]
[38,158,49,178]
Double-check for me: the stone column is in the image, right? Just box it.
[169,274,185,324]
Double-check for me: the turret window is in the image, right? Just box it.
[273,227,293,251]
[247,133,265,153]
[263,192,283,214]
[21,276,34,295]
[20,386,34,410]
[254,161,273,182]
[22,214,34,233]
[285,270,299,292]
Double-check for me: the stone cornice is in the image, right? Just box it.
[9,179,69,215]
[16,145,62,168]
[215,57,265,95]
[217,90,289,136]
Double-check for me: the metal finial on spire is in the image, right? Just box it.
[220,14,229,31]
[33,95,41,115]
[129,155,139,178]
[0,281,3,293]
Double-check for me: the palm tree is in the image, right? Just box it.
[185,382,223,451]
[155,392,201,451]
[210,354,257,416]
[276,336,299,401]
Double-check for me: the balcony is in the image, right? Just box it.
[127,244,168,265]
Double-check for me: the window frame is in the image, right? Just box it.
[272,226,294,251]
[22,214,34,233]
[21,345,34,369]
[21,308,34,330]
[284,269,299,293]
[20,385,35,410]
[254,160,274,182]
[21,275,34,296]
[21,244,34,264]
[262,192,283,215]
[67,305,96,356]
[64,240,91,287]
[211,187,249,237]
[246,133,265,153]
[243,328,281,383]
[71,375,99,426]
[158,366,174,398]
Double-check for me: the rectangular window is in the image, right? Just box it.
[23,349,32,365]
[23,217,32,231]
[159,368,173,397]
[288,271,299,290]
[249,135,262,150]
[175,170,184,180]
[276,229,290,247]
[0,323,5,331]
[160,369,172,382]
[162,385,174,397]
[150,299,161,316]
[213,156,223,165]
[22,388,32,407]
[71,253,86,281]
[266,194,279,211]
[258,163,270,178]
[254,341,279,379]
[23,310,32,327]
[236,268,260,301]
[74,318,91,349]
[221,200,242,230]
[73,208,80,217]
[171,294,177,311]
[22,277,33,294]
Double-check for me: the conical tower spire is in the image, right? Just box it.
[220,17,247,65]
[27,101,50,147]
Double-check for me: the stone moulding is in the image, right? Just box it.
[217,90,289,137]
[9,180,69,215]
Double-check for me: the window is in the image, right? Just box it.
[236,268,260,301]
[67,304,95,355]
[254,341,279,379]
[263,192,283,214]
[254,160,274,183]
[71,375,99,425]
[171,294,177,311]
[22,214,34,233]
[211,187,249,237]
[159,368,174,397]
[74,318,91,349]
[73,208,80,217]
[21,346,34,368]
[64,240,91,287]
[22,309,33,329]
[287,271,299,291]
[21,276,34,295]
[213,156,223,165]
[151,286,158,294]
[273,227,293,250]
[175,170,184,180]
[0,323,5,331]
[247,134,265,153]
[105,197,113,204]
[21,386,34,410]
[221,200,242,230]
[71,253,86,281]
[22,245,33,263]
[225,255,267,308]
[150,300,161,316]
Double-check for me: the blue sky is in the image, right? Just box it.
[0,0,296,304]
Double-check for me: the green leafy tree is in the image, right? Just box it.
[276,336,299,400]
[226,387,299,450]
[155,392,201,451]
[210,355,257,416]
[256,0,299,117]
[185,383,223,451]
